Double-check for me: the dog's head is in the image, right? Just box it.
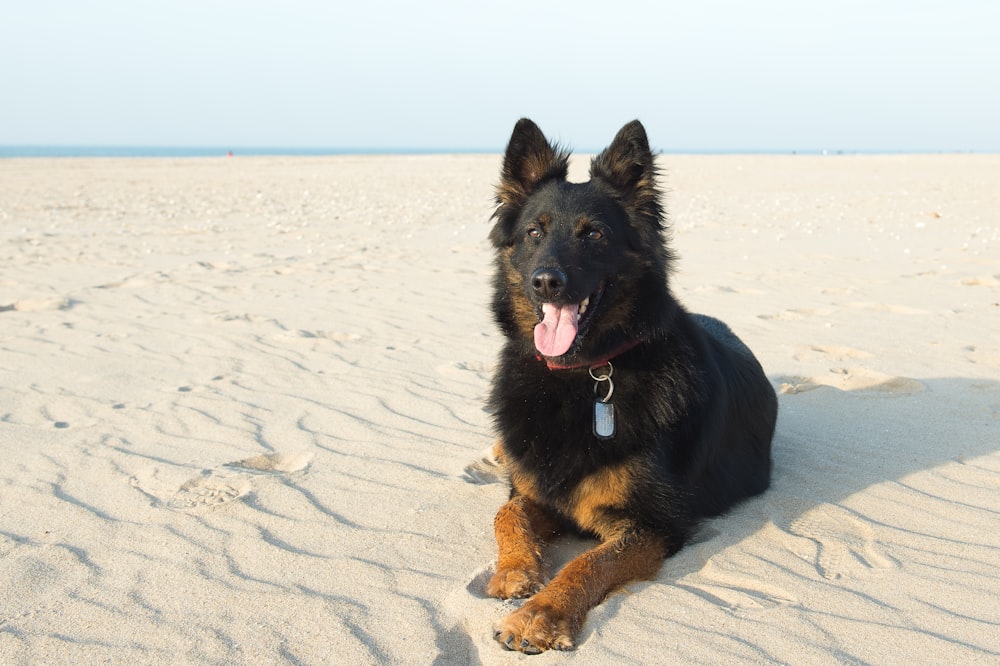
[490,119,674,362]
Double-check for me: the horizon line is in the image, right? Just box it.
[0,145,992,158]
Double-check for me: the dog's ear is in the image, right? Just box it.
[496,119,569,208]
[590,120,664,230]
[490,120,570,246]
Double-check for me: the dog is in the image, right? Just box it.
[485,119,778,653]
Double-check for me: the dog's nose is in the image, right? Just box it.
[530,267,567,300]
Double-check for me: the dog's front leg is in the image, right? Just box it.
[494,528,667,654]
[487,495,560,600]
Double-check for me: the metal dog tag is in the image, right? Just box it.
[593,400,616,439]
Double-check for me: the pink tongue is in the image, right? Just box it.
[534,303,580,357]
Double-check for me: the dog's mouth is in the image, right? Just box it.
[532,284,605,358]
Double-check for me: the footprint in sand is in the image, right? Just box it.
[436,360,493,383]
[788,504,898,580]
[839,301,930,315]
[165,451,314,512]
[461,445,506,485]
[678,558,798,615]
[820,287,855,297]
[779,367,924,395]
[960,275,1000,288]
[166,474,254,511]
[225,451,315,473]
[0,297,79,312]
[758,307,835,321]
[691,284,766,296]
[792,344,874,363]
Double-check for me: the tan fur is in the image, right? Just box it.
[488,495,561,600]
[493,526,667,652]
[563,463,635,539]
[491,439,506,466]
[490,443,667,652]
[500,248,539,339]
[500,451,636,538]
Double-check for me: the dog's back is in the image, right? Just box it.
[670,313,776,519]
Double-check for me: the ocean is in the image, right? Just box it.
[0,146,962,158]
[0,146,473,158]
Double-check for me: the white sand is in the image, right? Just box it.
[1,154,998,664]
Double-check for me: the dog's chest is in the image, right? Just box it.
[506,456,634,539]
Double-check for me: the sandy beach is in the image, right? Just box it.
[1,153,998,664]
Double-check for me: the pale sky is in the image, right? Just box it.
[2,1,998,152]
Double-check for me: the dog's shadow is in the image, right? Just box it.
[448,375,999,659]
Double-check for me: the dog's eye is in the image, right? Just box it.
[527,228,543,239]
[587,229,604,241]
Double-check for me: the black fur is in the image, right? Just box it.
[489,118,777,547]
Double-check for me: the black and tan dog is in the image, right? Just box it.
[486,119,777,653]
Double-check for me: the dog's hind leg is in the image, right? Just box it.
[487,495,561,600]
[493,528,667,653]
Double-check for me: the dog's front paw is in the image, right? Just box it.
[493,599,577,654]
[487,566,545,599]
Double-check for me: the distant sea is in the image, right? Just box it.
[0,146,972,158]
[0,146,481,158]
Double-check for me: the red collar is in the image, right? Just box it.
[537,337,646,371]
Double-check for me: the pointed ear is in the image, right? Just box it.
[590,120,664,229]
[490,119,570,246]
[495,118,569,209]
